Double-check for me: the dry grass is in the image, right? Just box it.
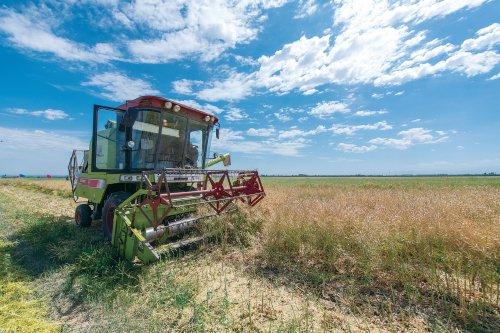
[0,178,72,198]
[252,182,499,330]
[0,177,499,332]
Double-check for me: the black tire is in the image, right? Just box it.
[92,203,103,220]
[102,192,130,241]
[75,204,92,228]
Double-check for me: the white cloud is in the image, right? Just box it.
[213,128,245,142]
[294,0,318,19]
[233,55,258,66]
[247,127,275,137]
[394,91,405,96]
[0,1,290,64]
[396,39,457,70]
[31,109,69,120]
[122,0,289,63]
[489,73,500,80]
[309,101,350,118]
[272,107,302,122]
[274,113,292,122]
[239,121,390,156]
[212,128,306,157]
[461,23,500,51]
[303,88,318,95]
[444,50,499,76]
[255,34,332,94]
[82,72,160,101]
[177,99,223,115]
[0,8,121,63]
[7,108,69,120]
[354,110,388,117]
[196,73,254,102]
[337,143,377,153]
[374,22,500,85]
[369,127,448,150]
[187,1,495,101]
[173,79,201,95]
[329,121,392,135]
[278,125,326,139]
[375,49,500,85]
[371,93,384,99]
[0,127,85,151]
[7,108,29,115]
[225,107,248,121]
[0,127,88,175]
[272,106,305,122]
[278,121,392,139]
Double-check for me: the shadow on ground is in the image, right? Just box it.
[8,213,141,303]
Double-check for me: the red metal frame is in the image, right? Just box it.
[116,96,219,124]
[137,169,265,226]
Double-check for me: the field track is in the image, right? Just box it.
[0,177,498,332]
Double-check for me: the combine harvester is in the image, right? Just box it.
[68,96,265,263]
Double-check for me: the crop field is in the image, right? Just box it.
[0,177,498,332]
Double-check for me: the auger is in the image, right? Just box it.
[68,96,265,263]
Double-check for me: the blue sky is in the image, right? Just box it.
[0,0,499,175]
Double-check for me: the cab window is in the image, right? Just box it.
[95,107,125,170]
[186,120,209,168]
[155,113,188,168]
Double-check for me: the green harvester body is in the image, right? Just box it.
[68,96,265,263]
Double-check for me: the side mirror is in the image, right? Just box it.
[216,128,220,139]
[213,152,219,158]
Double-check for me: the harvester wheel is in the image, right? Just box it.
[102,192,129,241]
[75,204,92,228]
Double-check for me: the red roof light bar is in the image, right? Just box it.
[117,95,219,124]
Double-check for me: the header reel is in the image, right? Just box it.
[112,168,265,263]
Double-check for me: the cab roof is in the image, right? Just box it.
[117,95,219,124]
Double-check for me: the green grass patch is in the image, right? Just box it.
[0,207,61,332]
[0,280,61,333]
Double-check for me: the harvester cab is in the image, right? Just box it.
[68,96,265,263]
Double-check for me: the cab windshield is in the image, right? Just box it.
[94,106,211,171]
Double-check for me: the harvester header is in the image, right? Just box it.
[68,95,265,263]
